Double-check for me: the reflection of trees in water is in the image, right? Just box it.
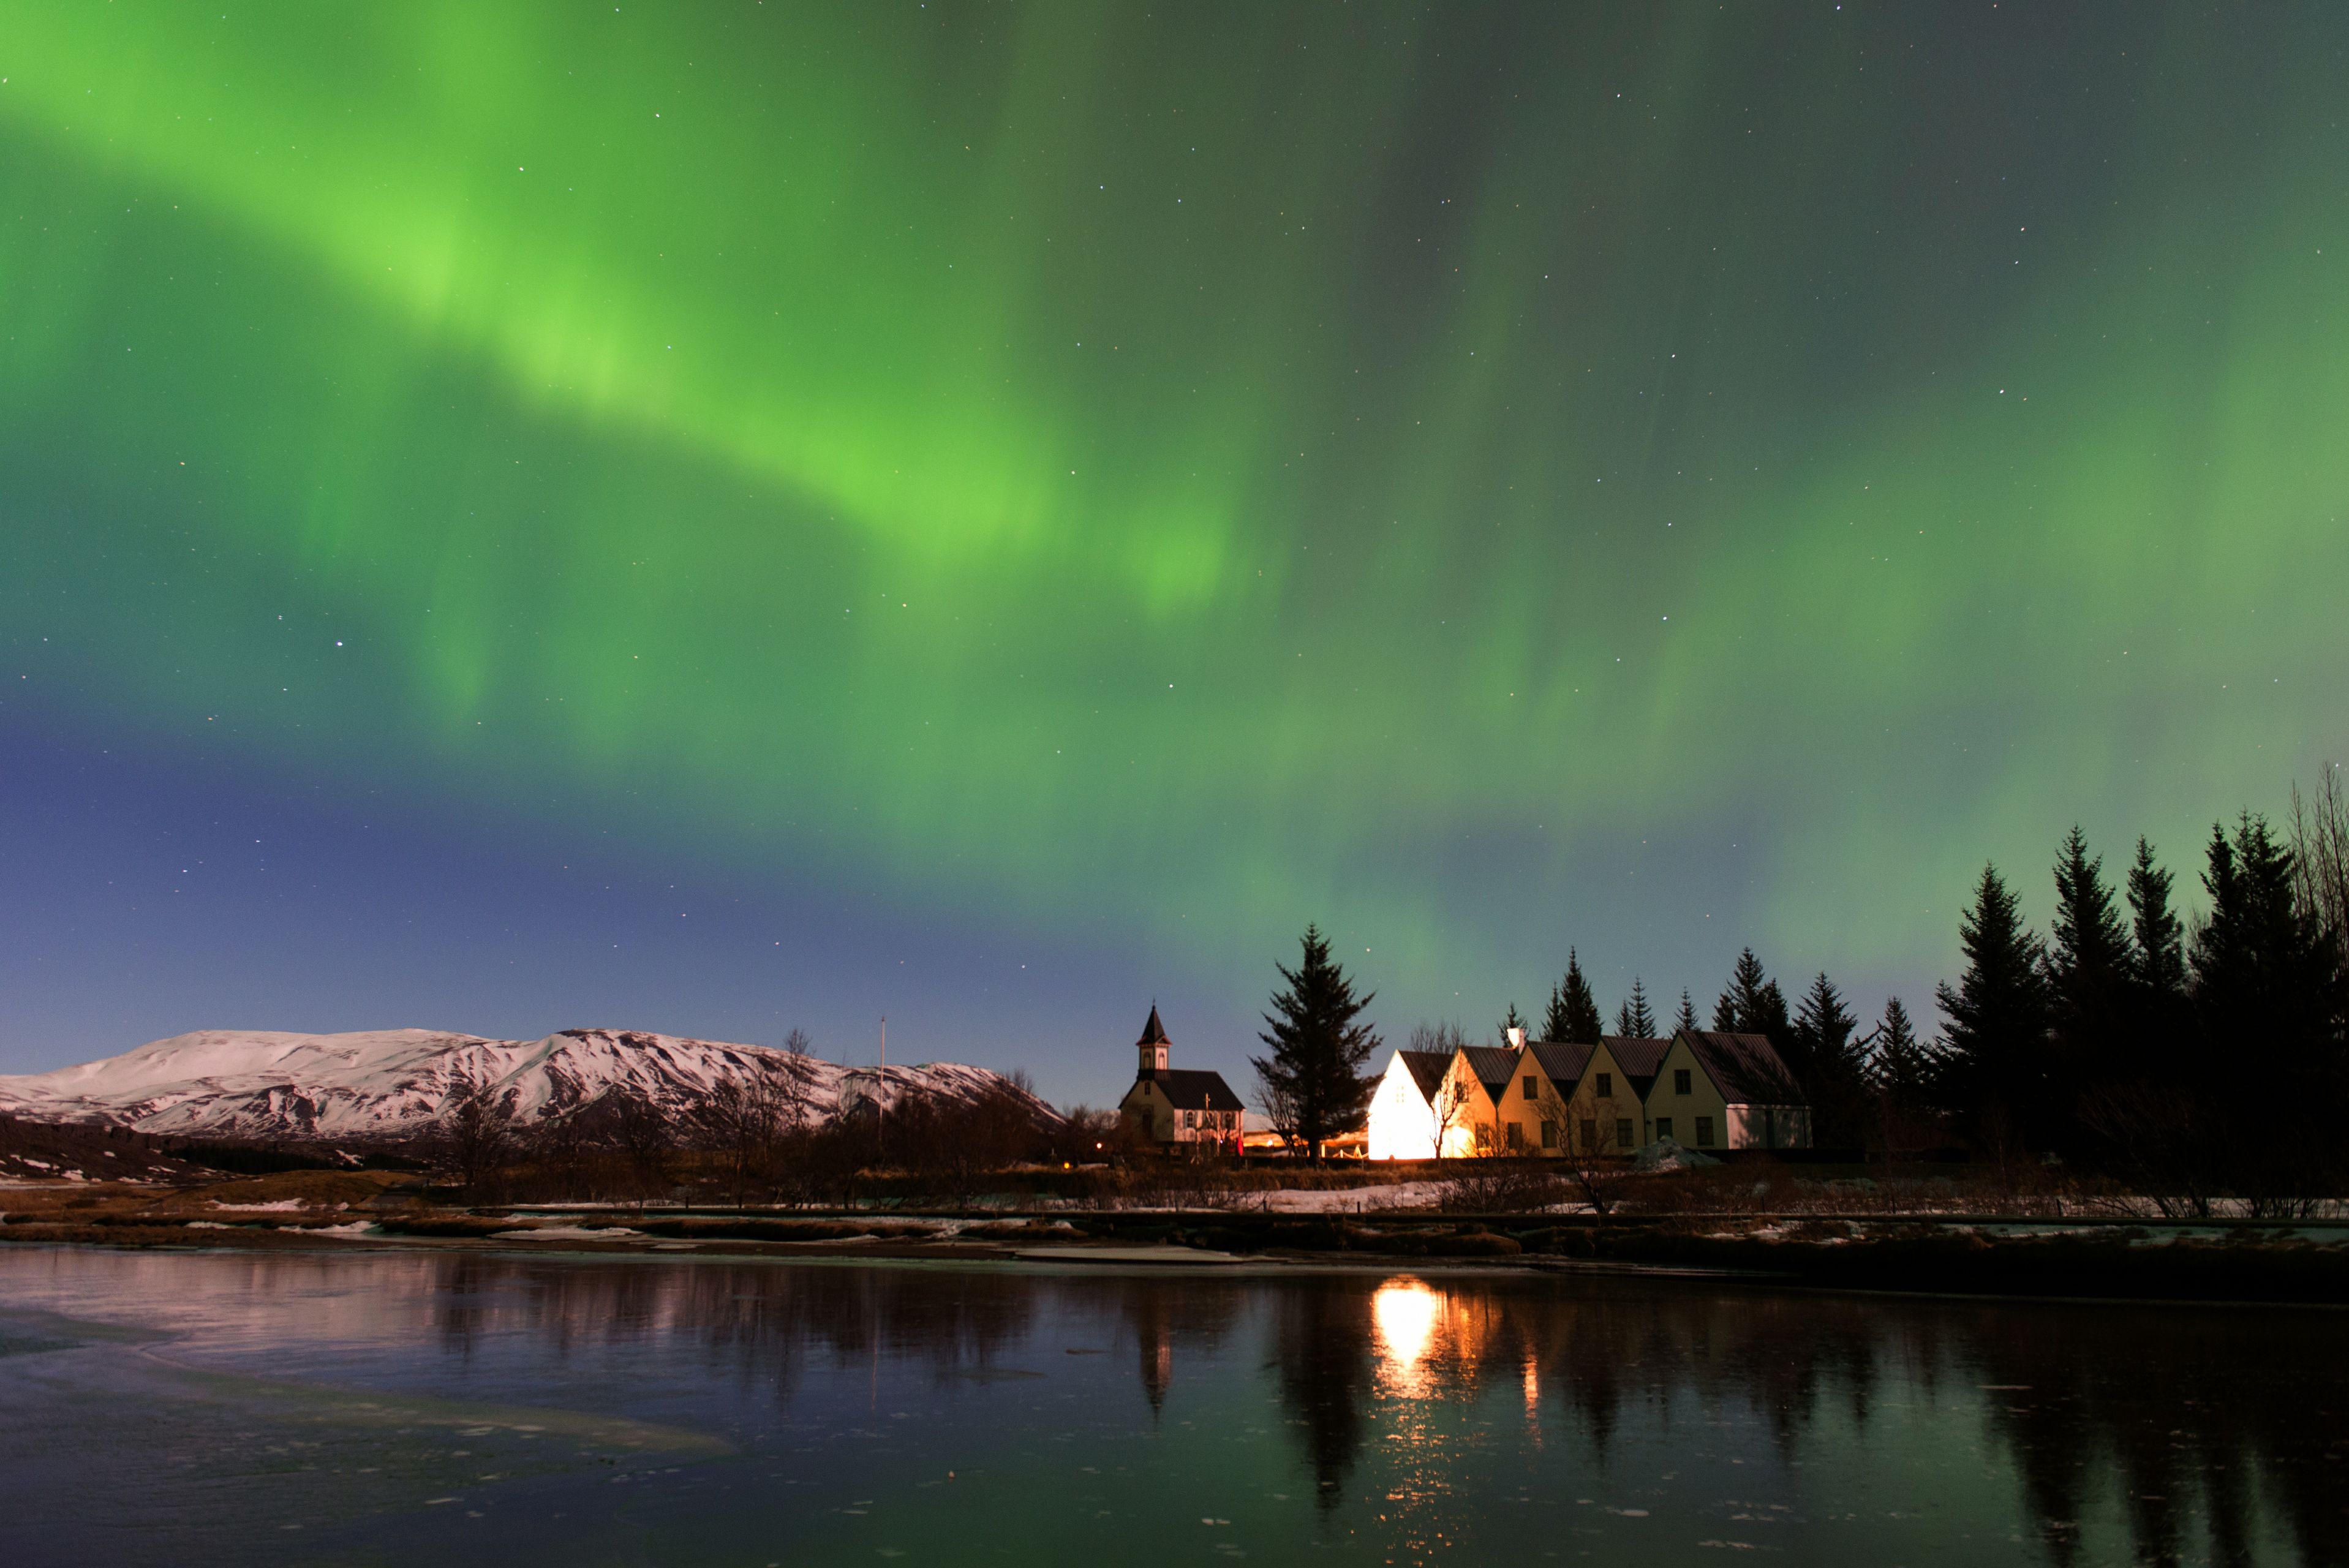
[1246,1274,2348,1566]
[1950,1304,2345,1568]
[1270,1280,1375,1507]
[254,1252,2345,1562]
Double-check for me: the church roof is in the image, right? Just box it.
[1148,1068,1244,1112]
[1137,1005,1170,1047]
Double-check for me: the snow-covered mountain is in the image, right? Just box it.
[0,1028,1054,1143]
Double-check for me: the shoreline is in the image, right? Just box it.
[6,1189,2347,1309]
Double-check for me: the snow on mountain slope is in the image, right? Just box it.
[0,1028,1053,1142]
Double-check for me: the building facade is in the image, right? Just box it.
[1367,1027,1809,1158]
[1117,1006,1245,1153]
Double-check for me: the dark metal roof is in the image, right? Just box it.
[1680,1031,1805,1106]
[1137,1006,1170,1047]
[1602,1035,1672,1099]
[1527,1040,1594,1086]
[1393,1050,1452,1101]
[1459,1046,1520,1098]
[1147,1068,1244,1112]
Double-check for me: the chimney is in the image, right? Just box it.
[1506,1026,1525,1049]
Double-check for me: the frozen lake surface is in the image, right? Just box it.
[0,1245,2339,1566]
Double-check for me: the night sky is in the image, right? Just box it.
[2,4,2344,1103]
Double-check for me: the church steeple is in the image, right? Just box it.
[1136,1005,1171,1078]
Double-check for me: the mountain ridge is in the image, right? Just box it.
[0,1027,1050,1143]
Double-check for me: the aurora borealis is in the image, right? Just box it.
[2,4,2345,1096]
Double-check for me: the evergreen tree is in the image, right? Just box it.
[1674,989,1699,1035]
[2046,827,2133,1147]
[2185,816,2348,1199]
[1869,996,1929,1098]
[1866,996,1936,1155]
[1498,1001,1528,1043]
[1713,949,1790,1044]
[2190,815,2345,1046]
[1615,978,1657,1038]
[1931,864,2051,1149]
[1251,925,1382,1161]
[1791,972,1868,1144]
[1544,950,1604,1044]
[2127,836,2187,1001]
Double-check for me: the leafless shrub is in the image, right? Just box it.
[1435,1162,1563,1213]
[441,1075,514,1200]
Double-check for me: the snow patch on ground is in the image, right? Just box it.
[1248,1182,1448,1213]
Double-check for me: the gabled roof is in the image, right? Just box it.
[1680,1031,1805,1106]
[1393,1050,1452,1101]
[1147,1068,1244,1112]
[1526,1040,1594,1087]
[1458,1046,1519,1099]
[1137,1006,1170,1047]
[1602,1035,1672,1099]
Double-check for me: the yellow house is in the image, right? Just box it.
[1500,1037,1668,1157]
[1400,1041,1518,1158]
[1646,1030,1811,1150]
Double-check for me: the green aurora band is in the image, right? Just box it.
[2,3,2345,1020]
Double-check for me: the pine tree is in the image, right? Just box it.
[1869,996,1929,1098]
[1866,995,1936,1155]
[1713,949,1790,1044]
[1544,950,1604,1044]
[1931,864,2051,1148]
[2127,836,2187,1001]
[1674,989,1699,1035]
[2186,815,2348,1199]
[1792,971,1866,1144]
[1498,1001,1528,1043]
[2191,815,2345,1046]
[2046,827,2134,1147]
[1251,924,1382,1161]
[1615,978,1657,1038]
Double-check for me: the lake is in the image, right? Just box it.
[0,1245,2339,1566]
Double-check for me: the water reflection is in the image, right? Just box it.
[1,1248,2341,1567]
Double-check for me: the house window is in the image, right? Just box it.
[1616,1118,1635,1148]
[1655,1117,1674,1142]
[1695,1117,1715,1147]
[1540,1120,1558,1149]
[1595,1072,1613,1098]
[1505,1123,1525,1152]
[1523,1075,1539,1099]
[1183,1110,1194,1128]
[1675,1069,1692,1095]
[1580,1118,1599,1151]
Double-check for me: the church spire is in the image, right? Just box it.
[1136,1005,1170,1077]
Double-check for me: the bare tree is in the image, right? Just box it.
[2290,763,2349,978]
[1533,1077,1632,1218]
[443,1074,514,1200]
[1256,1076,1304,1158]
[1407,1022,1481,1160]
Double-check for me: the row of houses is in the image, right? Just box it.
[1114,1006,1811,1158]
[1367,1026,1811,1158]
